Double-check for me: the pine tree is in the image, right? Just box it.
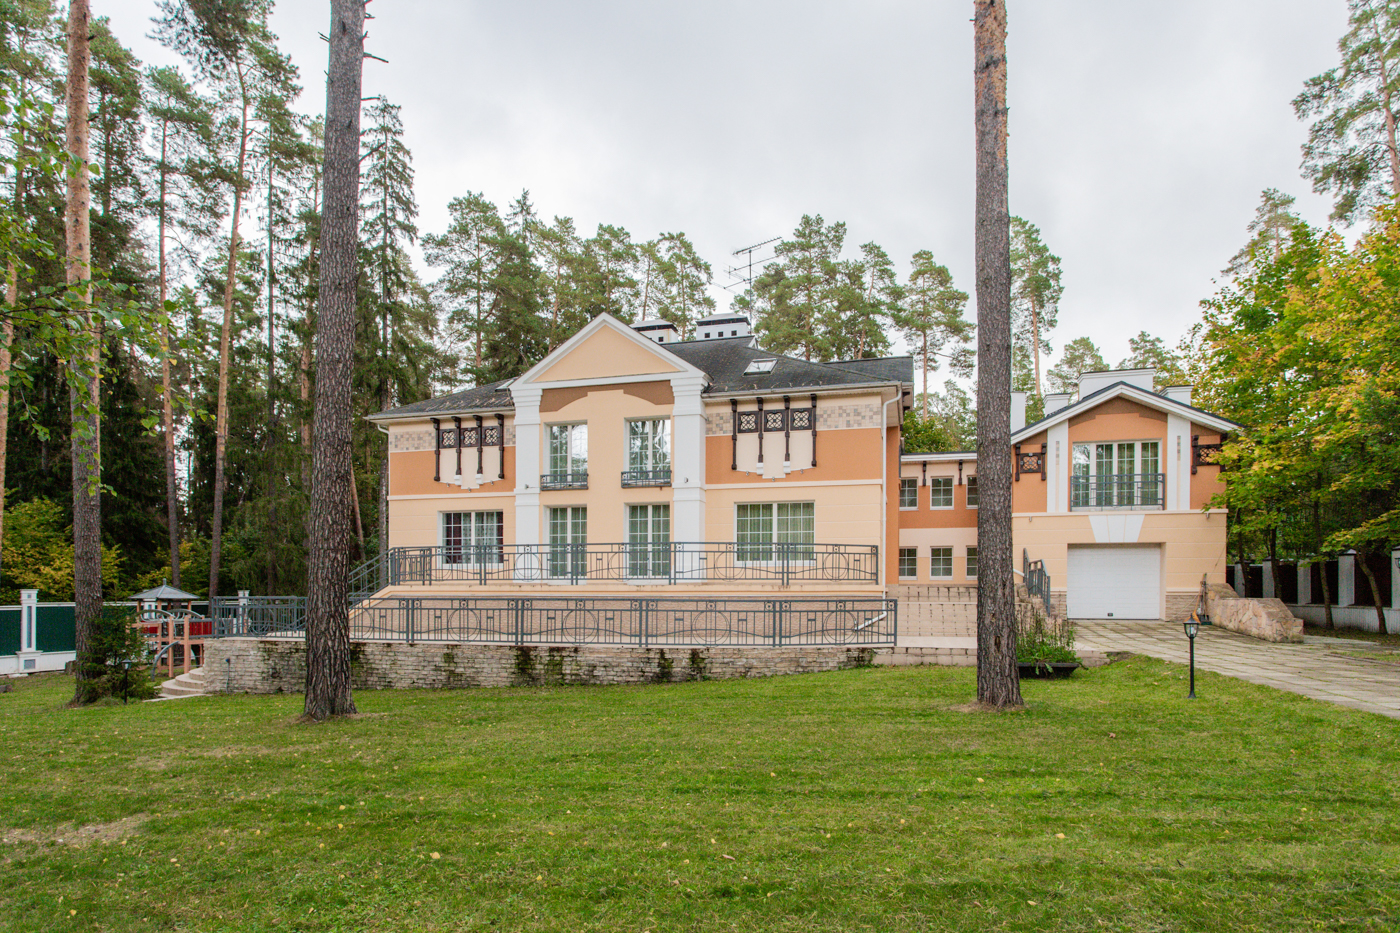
[425,192,505,378]
[1226,189,1303,277]
[654,231,714,337]
[1295,0,1400,224]
[1046,336,1107,394]
[898,249,972,417]
[973,0,1021,709]
[751,214,844,361]
[1009,216,1061,396]
[1118,331,1186,387]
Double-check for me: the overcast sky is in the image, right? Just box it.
[107,0,1348,372]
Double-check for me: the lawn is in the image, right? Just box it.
[1,659,1397,932]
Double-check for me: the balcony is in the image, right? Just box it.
[540,471,588,490]
[357,542,881,590]
[1070,473,1166,511]
[621,468,672,487]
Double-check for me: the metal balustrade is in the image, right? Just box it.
[540,472,589,490]
[209,595,896,647]
[1069,473,1166,510]
[208,595,308,637]
[356,542,880,589]
[620,468,672,487]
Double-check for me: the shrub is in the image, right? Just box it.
[75,607,158,705]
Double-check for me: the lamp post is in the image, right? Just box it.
[1183,613,1200,699]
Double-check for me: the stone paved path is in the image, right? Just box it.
[1074,620,1400,720]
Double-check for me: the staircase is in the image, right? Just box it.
[157,666,207,700]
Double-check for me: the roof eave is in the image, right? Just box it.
[1010,383,1241,443]
[703,380,909,399]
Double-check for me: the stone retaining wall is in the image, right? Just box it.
[1205,584,1304,643]
[206,638,879,693]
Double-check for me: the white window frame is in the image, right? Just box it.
[441,511,505,567]
[898,547,918,580]
[626,418,671,472]
[899,477,918,510]
[547,422,588,477]
[966,476,979,509]
[734,502,815,564]
[930,546,953,579]
[1071,439,1163,509]
[929,476,954,510]
[966,546,979,580]
[547,506,588,578]
[626,503,671,579]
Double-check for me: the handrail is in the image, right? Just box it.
[365,542,881,589]
[1069,473,1166,511]
[1022,548,1053,617]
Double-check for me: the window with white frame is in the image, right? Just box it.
[626,419,670,472]
[966,546,978,580]
[442,511,504,565]
[930,476,953,509]
[899,477,918,509]
[548,506,587,577]
[1071,440,1162,509]
[966,476,978,508]
[899,547,918,580]
[547,423,588,477]
[627,504,671,578]
[736,502,815,562]
[930,546,953,579]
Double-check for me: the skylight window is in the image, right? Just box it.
[745,359,777,375]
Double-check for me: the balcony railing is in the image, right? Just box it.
[540,472,588,490]
[621,468,672,487]
[1070,473,1166,511]
[360,542,880,588]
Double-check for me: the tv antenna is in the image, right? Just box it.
[724,236,780,291]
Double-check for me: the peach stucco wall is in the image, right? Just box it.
[534,326,682,382]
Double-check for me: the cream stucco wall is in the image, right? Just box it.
[388,493,517,550]
[896,526,980,583]
[703,482,883,550]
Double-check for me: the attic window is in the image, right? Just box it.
[745,359,777,375]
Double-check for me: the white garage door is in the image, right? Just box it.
[1067,545,1161,619]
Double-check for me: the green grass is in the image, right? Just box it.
[1,659,1397,932]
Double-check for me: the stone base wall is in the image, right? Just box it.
[1165,592,1200,622]
[206,638,880,693]
[1205,584,1304,643]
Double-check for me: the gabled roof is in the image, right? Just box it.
[666,339,911,395]
[369,379,515,421]
[368,316,913,421]
[1010,380,1241,444]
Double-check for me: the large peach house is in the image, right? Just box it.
[365,313,1236,630]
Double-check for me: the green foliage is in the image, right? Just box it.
[74,606,158,704]
[1010,217,1062,394]
[905,380,976,452]
[898,249,973,413]
[0,499,122,602]
[1118,332,1187,388]
[1045,337,1108,395]
[1016,610,1079,665]
[1293,0,1400,224]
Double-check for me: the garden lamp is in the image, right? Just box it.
[1183,613,1200,699]
[122,660,132,705]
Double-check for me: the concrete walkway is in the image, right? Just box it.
[1074,620,1400,720]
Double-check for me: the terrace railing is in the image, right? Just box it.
[1022,548,1053,617]
[1069,473,1166,511]
[540,472,588,490]
[357,542,880,590]
[208,595,308,637]
[225,595,895,647]
[620,468,671,487]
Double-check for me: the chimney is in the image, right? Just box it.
[1162,385,1192,406]
[1010,391,1027,434]
[632,319,680,344]
[1078,367,1155,399]
[1044,392,1073,415]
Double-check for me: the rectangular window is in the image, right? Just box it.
[627,504,671,578]
[548,423,588,477]
[966,476,979,508]
[1071,440,1164,509]
[966,546,978,580]
[930,476,953,509]
[930,547,953,579]
[442,511,504,565]
[899,547,918,580]
[548,506,587,578]
[627,419,670,472]
[736,502,814,561]
[899,477,918,509]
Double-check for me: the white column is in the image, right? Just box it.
[1166,414,1190,512]
[1297,561,1312,605]
[669,374,708,545]
[512,385,543,551]
[1339,552,1356,606]
[1391,549,1400,612]
[1047,422,1069,513]
[1261,561,1276,599]
[17,590,38,672]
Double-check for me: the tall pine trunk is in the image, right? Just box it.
[1030,301,1041,395]
[66,0,102,703]
[973,0,1021,709]
[303,0,364,720]
[210,61,252,600]
[158,118,180,586]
